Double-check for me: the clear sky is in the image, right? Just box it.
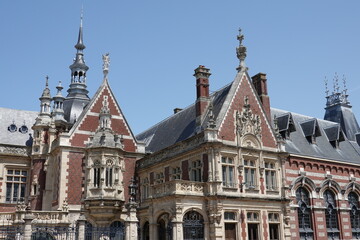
[1,1,359,135]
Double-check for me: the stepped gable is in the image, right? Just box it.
[272,108,360,164]
[136,84,232,153]
[217,72,277,148]
[0,107,37,146]
[69,79,137,152]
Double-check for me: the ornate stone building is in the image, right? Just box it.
[0,20,360,240]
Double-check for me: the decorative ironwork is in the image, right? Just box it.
[183,211,204,240]
[85,221,125,240]
[31,226,77,240]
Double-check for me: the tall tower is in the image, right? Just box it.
[63,14,90,125]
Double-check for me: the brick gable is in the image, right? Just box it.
[218,74,277,148]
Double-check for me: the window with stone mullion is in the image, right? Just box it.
[296,187,313,240]
[349,192,360,239]
[324,190,340,239]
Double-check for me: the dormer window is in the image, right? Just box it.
[275,113,296,139]
[300,119,321,144]
[324,124,345,148]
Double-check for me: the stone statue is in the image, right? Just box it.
[102,53,110,76]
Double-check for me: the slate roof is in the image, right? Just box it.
[0,107,37,146]
[136,83,232,153]
[272,108,360,164]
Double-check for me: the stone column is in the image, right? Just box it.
[125,203,139,240]
[23,214,34,240]
[171,220,183,240]
[77,215,86,240]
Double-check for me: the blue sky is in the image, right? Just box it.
[1,1,359,135]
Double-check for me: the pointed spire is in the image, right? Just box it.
[75,8,85,51]
[236,28,248,72]
[38,76,52,119]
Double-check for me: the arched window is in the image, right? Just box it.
[142,222,150,240]
[324,190,340,239]
[348,192,360,239]
[93,160,101,188]
[183,211,204,240]
[296,187,313,239]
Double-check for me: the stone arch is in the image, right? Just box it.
[182,210,205,240]
[290,176,316,197]
[241,134,261,149]
[319,180,342,198]
[344,182,360,198]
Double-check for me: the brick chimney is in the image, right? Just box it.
[252,73,271,120]
[194,65,211,127]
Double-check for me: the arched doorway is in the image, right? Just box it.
[142,222,150,240]
[183,211,204,240]
[157,213,172,240]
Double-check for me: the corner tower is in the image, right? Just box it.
[63,14,90,125]
[324,74,360,141]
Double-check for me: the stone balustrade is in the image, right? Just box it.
[151,180,205,198]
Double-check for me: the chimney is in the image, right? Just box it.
[173,108,183,114]
[252,73,271,120]
[194,65,211,127]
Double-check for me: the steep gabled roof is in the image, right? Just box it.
[136,83,232,153]
[272,108,360,164]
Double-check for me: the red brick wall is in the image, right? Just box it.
[66,152,84,205]
[123,157,136,202]
[218,75,277,148]
[286,155,360,239]
[31,158,46,210]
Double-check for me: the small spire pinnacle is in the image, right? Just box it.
[45,75,49,87]
[324,76,329,97]
[236,28,248,72]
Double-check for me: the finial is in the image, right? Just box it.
[333,72,340,94]
[236,28,248,72]
[75,9,85,51]
[45,75,49,87]
[102,53,110,77]
[324,76,329,96]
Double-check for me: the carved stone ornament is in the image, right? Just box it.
[236,96,261,138]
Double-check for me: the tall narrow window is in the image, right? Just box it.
[268,213,280,240]
[93,168,100,188]
[224,212,237,240]
[222,156,235,188]
[6,169,27,202]
[296,187,313,239]
[265,162,277,191]
[247,212,259,240]
[244,159,256,189]
[348,192,360,239]
[324,190,340,239]
[190,160,202,182]
[105,159,114,187]
[142,178,149,200]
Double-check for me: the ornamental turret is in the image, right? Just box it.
[52,81,67,127]
[35,76,52,126]
[63,14,90,125]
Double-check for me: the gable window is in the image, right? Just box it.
[296,187,313,239]
[171,167,181,180]
[265,162,277,191]
[6,169,27,203]
[247,212,259,240]
[190,160,202,182]
[348,192,360,239]
[244,159,257,189]
[324,190,340,239]
[268,213,280,240]
[222,156,235,188]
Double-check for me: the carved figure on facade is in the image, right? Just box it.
[236,96,261,139]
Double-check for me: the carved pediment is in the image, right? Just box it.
[236,96,261,138]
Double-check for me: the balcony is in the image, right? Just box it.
[150,180,205,198]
